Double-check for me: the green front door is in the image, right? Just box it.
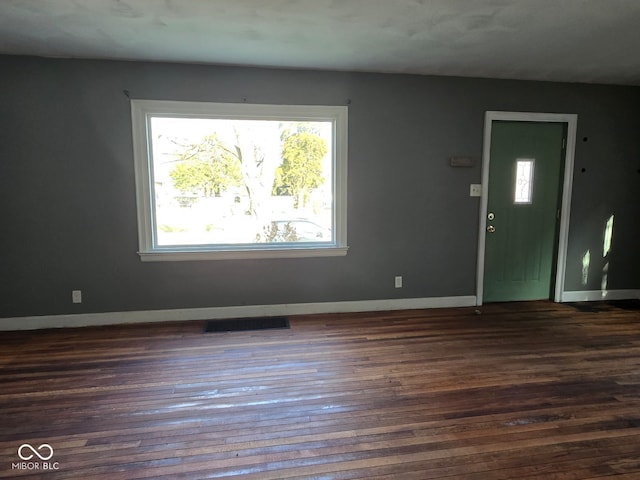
[483,121,566,302]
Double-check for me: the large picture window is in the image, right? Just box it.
[131,100,348,261]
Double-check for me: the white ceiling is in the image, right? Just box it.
[2,0,640,85]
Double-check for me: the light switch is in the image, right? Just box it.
[470,184,482,197]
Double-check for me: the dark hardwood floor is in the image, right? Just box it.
[1,301,640,479]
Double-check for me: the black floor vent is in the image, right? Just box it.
[567,302,610,313]
[204,316,290,333]
[609,299,640,311]
[567,300,640,313]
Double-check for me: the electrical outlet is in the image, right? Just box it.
[72,290,82,304]
[394,276,403,288]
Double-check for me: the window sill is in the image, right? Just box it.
[138,246,349,262]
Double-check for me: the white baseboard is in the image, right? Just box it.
[0,295,477,331]
[561,289,640,303]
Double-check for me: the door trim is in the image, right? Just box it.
[476,111,578,305]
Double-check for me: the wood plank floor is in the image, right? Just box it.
[1,301,640,479]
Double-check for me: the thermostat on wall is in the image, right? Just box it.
[450,156,475,167]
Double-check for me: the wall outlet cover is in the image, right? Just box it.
[72,290,82,304]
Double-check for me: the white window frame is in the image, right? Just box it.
[131,100,348,261]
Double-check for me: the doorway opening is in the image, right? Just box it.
[476,112,577,305]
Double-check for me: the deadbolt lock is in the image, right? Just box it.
[487,212,495,221]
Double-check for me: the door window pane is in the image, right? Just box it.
[514,159,535,204]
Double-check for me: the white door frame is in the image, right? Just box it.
[476,111,578,306]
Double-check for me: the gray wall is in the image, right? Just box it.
[1,55,638,318]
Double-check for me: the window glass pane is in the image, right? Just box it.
[148,117,334,247]
[514,159,534,204]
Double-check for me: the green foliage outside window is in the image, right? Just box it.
[169,134,243,197]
